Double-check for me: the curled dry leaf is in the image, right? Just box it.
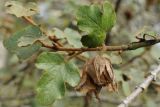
[76,55,117,99]
[5,1,38,17]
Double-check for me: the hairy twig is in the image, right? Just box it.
[22,16,37,26]
[118,65,160,107]
[47,39,160,52]
[22,16,160,59]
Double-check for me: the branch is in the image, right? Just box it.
[50,39,160,52]
[118,65,160,107]
[22,16,37,26]
[115,0,122,13]
[22,16,160,60]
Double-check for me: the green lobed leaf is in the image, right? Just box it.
[3,25,42,60]
[5,1,38,17]
[81,31,106,48]
[36,69,65,105]
[63,62,81,86]
[53,28,82,48]
[36,52,80,105]
[76,5,102,33]
[53,28,66,39]
[16,43,41,59]
[17,26,44,47]
[36,52,80,86]
[76,2,116,47]
[102,1,116,31]
[36,52,64,70]
[64,28,82,48]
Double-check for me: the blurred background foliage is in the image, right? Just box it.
[0,0,160,107]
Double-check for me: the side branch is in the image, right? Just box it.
[118,65,160,107]
[52,39,160,52]
[22,16,160,52]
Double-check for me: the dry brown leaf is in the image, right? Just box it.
[76,55,117,99]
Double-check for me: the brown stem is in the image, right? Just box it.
[22,16,160,60]
[44,39,160,52]
[22,16,37,26]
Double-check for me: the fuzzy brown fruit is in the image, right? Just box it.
[75,55,117,99]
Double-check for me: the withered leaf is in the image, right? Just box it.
[76,55,117,99]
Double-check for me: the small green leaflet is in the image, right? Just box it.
[64,28,82,48]
[76,1,116,47]
[3,25,43,60]
[53,28,89,57]
[53,28,66,39]
[17,26,44,47]
[36,52,80,105]
[101,2,116,31]
[81,31,106,48]
[77,4,102,33]
[36,68,65,105]
[5,1,38,17]
[77,1,116,33]
[54,28,82,48]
